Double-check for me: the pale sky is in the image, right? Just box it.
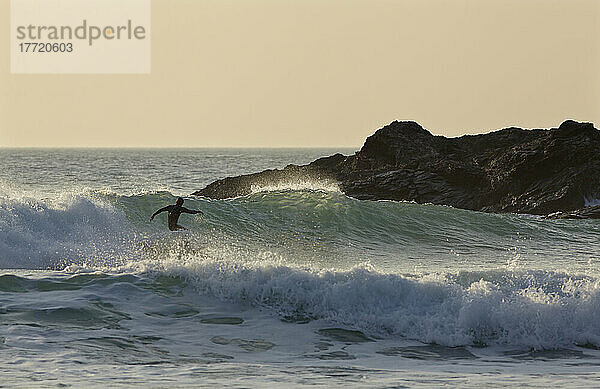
[1,0,598,147]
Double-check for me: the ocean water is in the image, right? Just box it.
[1,148,600,388]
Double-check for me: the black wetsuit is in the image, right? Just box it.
[150,204,202,231]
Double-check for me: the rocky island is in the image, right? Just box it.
[193,120,600,219]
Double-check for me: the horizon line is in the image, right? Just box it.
[0,145,361,149]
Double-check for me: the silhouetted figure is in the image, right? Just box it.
[150,197,203,231]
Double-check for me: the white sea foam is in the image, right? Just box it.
[0,191,135,268]
[116,245,600,350]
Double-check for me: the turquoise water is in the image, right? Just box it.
[1,148,600,387]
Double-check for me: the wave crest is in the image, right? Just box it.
[120,247,600,350]
[0,192,135,269]
[250,179,341,194]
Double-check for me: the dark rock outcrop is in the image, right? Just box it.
[193,120,600,217]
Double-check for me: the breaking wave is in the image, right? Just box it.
[1,188,600,349]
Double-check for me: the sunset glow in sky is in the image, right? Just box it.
[1,0,598,147]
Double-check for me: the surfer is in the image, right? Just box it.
[150,197,203,231]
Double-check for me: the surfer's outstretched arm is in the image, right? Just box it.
[150,206,170,221]
[182,208,203,215]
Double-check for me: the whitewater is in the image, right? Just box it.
[1,148,600,388]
